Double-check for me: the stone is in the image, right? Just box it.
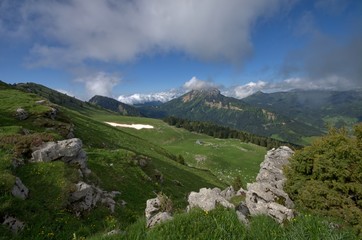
[2,215,25,233]
[68,182,119,214]
[145,196,173,228]
[236,187,247,196]
[47,107,57,120]
[235,202,250,225]
[11,177,29,200]
[31,138,91,175]
[220,186,235,200]
[245,146,295,223]
[187,187,234,212]
[15,108,28,120]
[11,158,24,168]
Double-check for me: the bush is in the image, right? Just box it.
[285,124,362,236]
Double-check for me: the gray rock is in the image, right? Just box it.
[220,186,235,200]
[2,215,25,233]
[147,212,173,228]
[15,108,28,120]
[236,202,250,225]
[11,158,24,168]
[11,177,29,200]
[68,181,119,214]
[31,138,91,175]
[236,187,247,196]
[47,107,57,120]
[187,187,234,212]
[245,146,295,223]
[145,197,173,228]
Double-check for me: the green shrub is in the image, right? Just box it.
[285,124,362,236]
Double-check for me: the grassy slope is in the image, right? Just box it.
[89,114,266,185]
[0,83,229,239]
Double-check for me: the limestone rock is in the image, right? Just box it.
[2,215,25,233]
[31,138,91,175]
[236,202,250,225]
[187,187,234,212]
[15,108,28,120]
[245,146,295,223]
[145,197,173,228]
[220,186,235,200]
[68,181,119,214]
[11,177,29,200]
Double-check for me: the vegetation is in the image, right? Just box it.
[163,116,299,149]
[285,124,362,236]
[90,208,357,240]
[141,89,322,145]
[1,81,360,239]
[89,95,142,116]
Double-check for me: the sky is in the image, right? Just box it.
[1,0,361,104]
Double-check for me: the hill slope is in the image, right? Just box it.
[243,89,362,130]
[89,95,142,116]
[0,81,229,239]
[143,88,322,145]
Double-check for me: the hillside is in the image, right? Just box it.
[243,89,362,131]
[89,95,142,116]
[0,81,229,239]
[142,88,322,145]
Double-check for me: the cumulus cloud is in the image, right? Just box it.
[183,77,218,91]
[3,0,291,67]
[76,72,120,97]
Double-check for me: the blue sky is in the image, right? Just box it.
[0,0,361,103]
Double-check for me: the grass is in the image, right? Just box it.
[89,207,357,240]
[90,114,266,185]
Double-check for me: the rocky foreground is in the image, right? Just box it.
[145,146,295,228]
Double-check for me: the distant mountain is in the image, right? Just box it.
[144,88,322,145]
[89,95,142,116]
[243,89,362,130]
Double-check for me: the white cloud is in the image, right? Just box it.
[183,77,218,91]
[118,89,183,105]
[5,0,290,67]
[76,72,120,97]
[228,81,268,98]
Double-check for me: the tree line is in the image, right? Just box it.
[163,116,299,149]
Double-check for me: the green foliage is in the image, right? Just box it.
[157,192,173,213]
[163,116,299,149]
[91,208,357,240]
[231,175,244,190]
[285,124,362,236]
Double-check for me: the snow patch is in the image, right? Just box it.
[104,122,154,130]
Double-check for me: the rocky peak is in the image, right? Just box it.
[182,88,221,102]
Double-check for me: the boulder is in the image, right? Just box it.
[245,146,295,223]
[187,187,234,212]
[145,196,173,228]
[47,107,57,120]
[2,215,25,233]
[236,202,250,225]
[68,181,120,214]
[31,138,91,175]
[220,186,235,200]
[15,108,28,120]
[11,177,29,200]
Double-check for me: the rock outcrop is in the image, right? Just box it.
[68,181,121,214]
[187,187,234,212]
[31,138,91,175]
[15,108,28,120]
[2,216,25,233]
[145,196,173,228]
[245,146,295,223]
[11,177,29,200]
